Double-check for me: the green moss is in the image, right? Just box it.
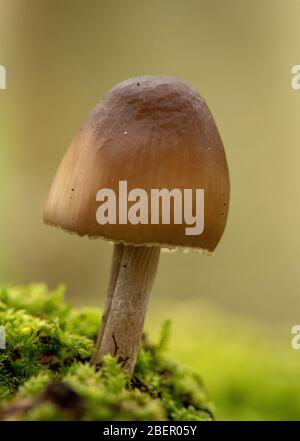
[0,284,212,421]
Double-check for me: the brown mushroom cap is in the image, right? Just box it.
[44,76,230,252]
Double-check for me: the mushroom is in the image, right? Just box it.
[43,76,230,375]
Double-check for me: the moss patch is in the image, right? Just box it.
[0,284,212,421]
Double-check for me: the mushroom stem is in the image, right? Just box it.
[94,245,160,375]
[91,243,124,364]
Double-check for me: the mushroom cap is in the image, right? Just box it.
[44,76,230,252]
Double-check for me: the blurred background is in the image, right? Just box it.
[1,0,300,420]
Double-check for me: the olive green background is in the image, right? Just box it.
[1,0,300,420]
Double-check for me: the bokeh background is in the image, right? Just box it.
[1,0,300,420]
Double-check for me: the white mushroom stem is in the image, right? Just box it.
[91,243,124,364]
[93,245,160,375]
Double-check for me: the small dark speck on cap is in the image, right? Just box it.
[137,82,140,86]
